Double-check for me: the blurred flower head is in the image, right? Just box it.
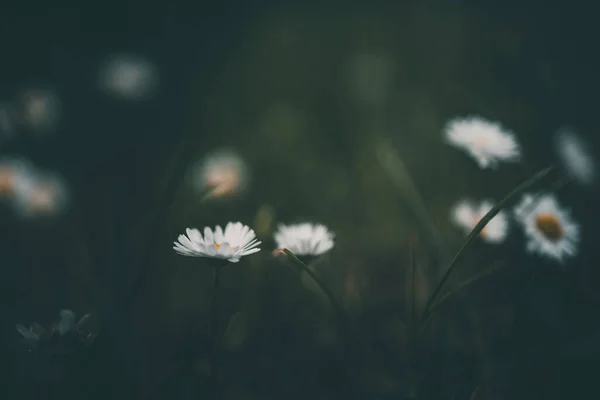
[12,170,69,218]
[16,88,61,133]
[0,157,32,197]
[514,194,579,262]
[98,54,158,100]
[190,149,249,199]
[451,199,508,243]
[445,116,521,169]
[554,128,596,185]
[273,222,335,256]
[174,222,261,263]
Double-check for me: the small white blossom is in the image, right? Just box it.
[274,223,335,256]
[174,222,261,263]
[554,128,596,185]
[451,199,508,243]
[514,194,579,262]
[444,116,521,169]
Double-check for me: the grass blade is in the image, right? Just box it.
[421,165,555,321]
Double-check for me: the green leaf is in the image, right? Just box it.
[222,312,249,350]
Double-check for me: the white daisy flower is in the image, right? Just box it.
[450,199,508,243]
[554,128,596,185]
[12,170,69,218]
[98,54,158,100]
[273,223,335,256]
[444,116,521,169]
[189,149,249,199]
[514,194,579,262]
[173,222,261,263]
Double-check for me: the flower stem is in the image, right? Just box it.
[209,265,221,397]
[281,249,360,395]
[282,249,344,318]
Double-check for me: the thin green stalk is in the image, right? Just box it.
[417,262,506,337]
[421,165,555,321]
[376,139,451,262]
[281,249,359,397]
[428,262,506,316]
[122,137,196,308]
[282,249,345,319]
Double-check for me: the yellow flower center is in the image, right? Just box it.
[535,213,564,241]
[214,243,221,249]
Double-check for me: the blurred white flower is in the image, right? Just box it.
[12,170,69,218]
[17,88,61,132]
[514,194,579,262]
[554,128,596,185]
[190,149,248,199]
[174,222,261,263]
[98,54,158,100]
[0,157,33,198]
[444,116,521,169]
[451,200,508,243]
[274,222,335,256]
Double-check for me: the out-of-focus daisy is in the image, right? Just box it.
[98,54,158,100]
[451,200,508,243]
[514,193,579,262]
[16,88,61,132]
[173,222,261,263]
[554,128,596,185]
[273,222,335,256]
[12,171,69,218]
[444,116,521,169]
[189,149,249,199]
[0,158,33,197]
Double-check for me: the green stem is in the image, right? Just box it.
[421,165,555,321]
[282,249,345,319]
[418,262,506,339]
[281,249,359,396]
[428,262,506,317]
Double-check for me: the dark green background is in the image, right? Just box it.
[1,1,599,399]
